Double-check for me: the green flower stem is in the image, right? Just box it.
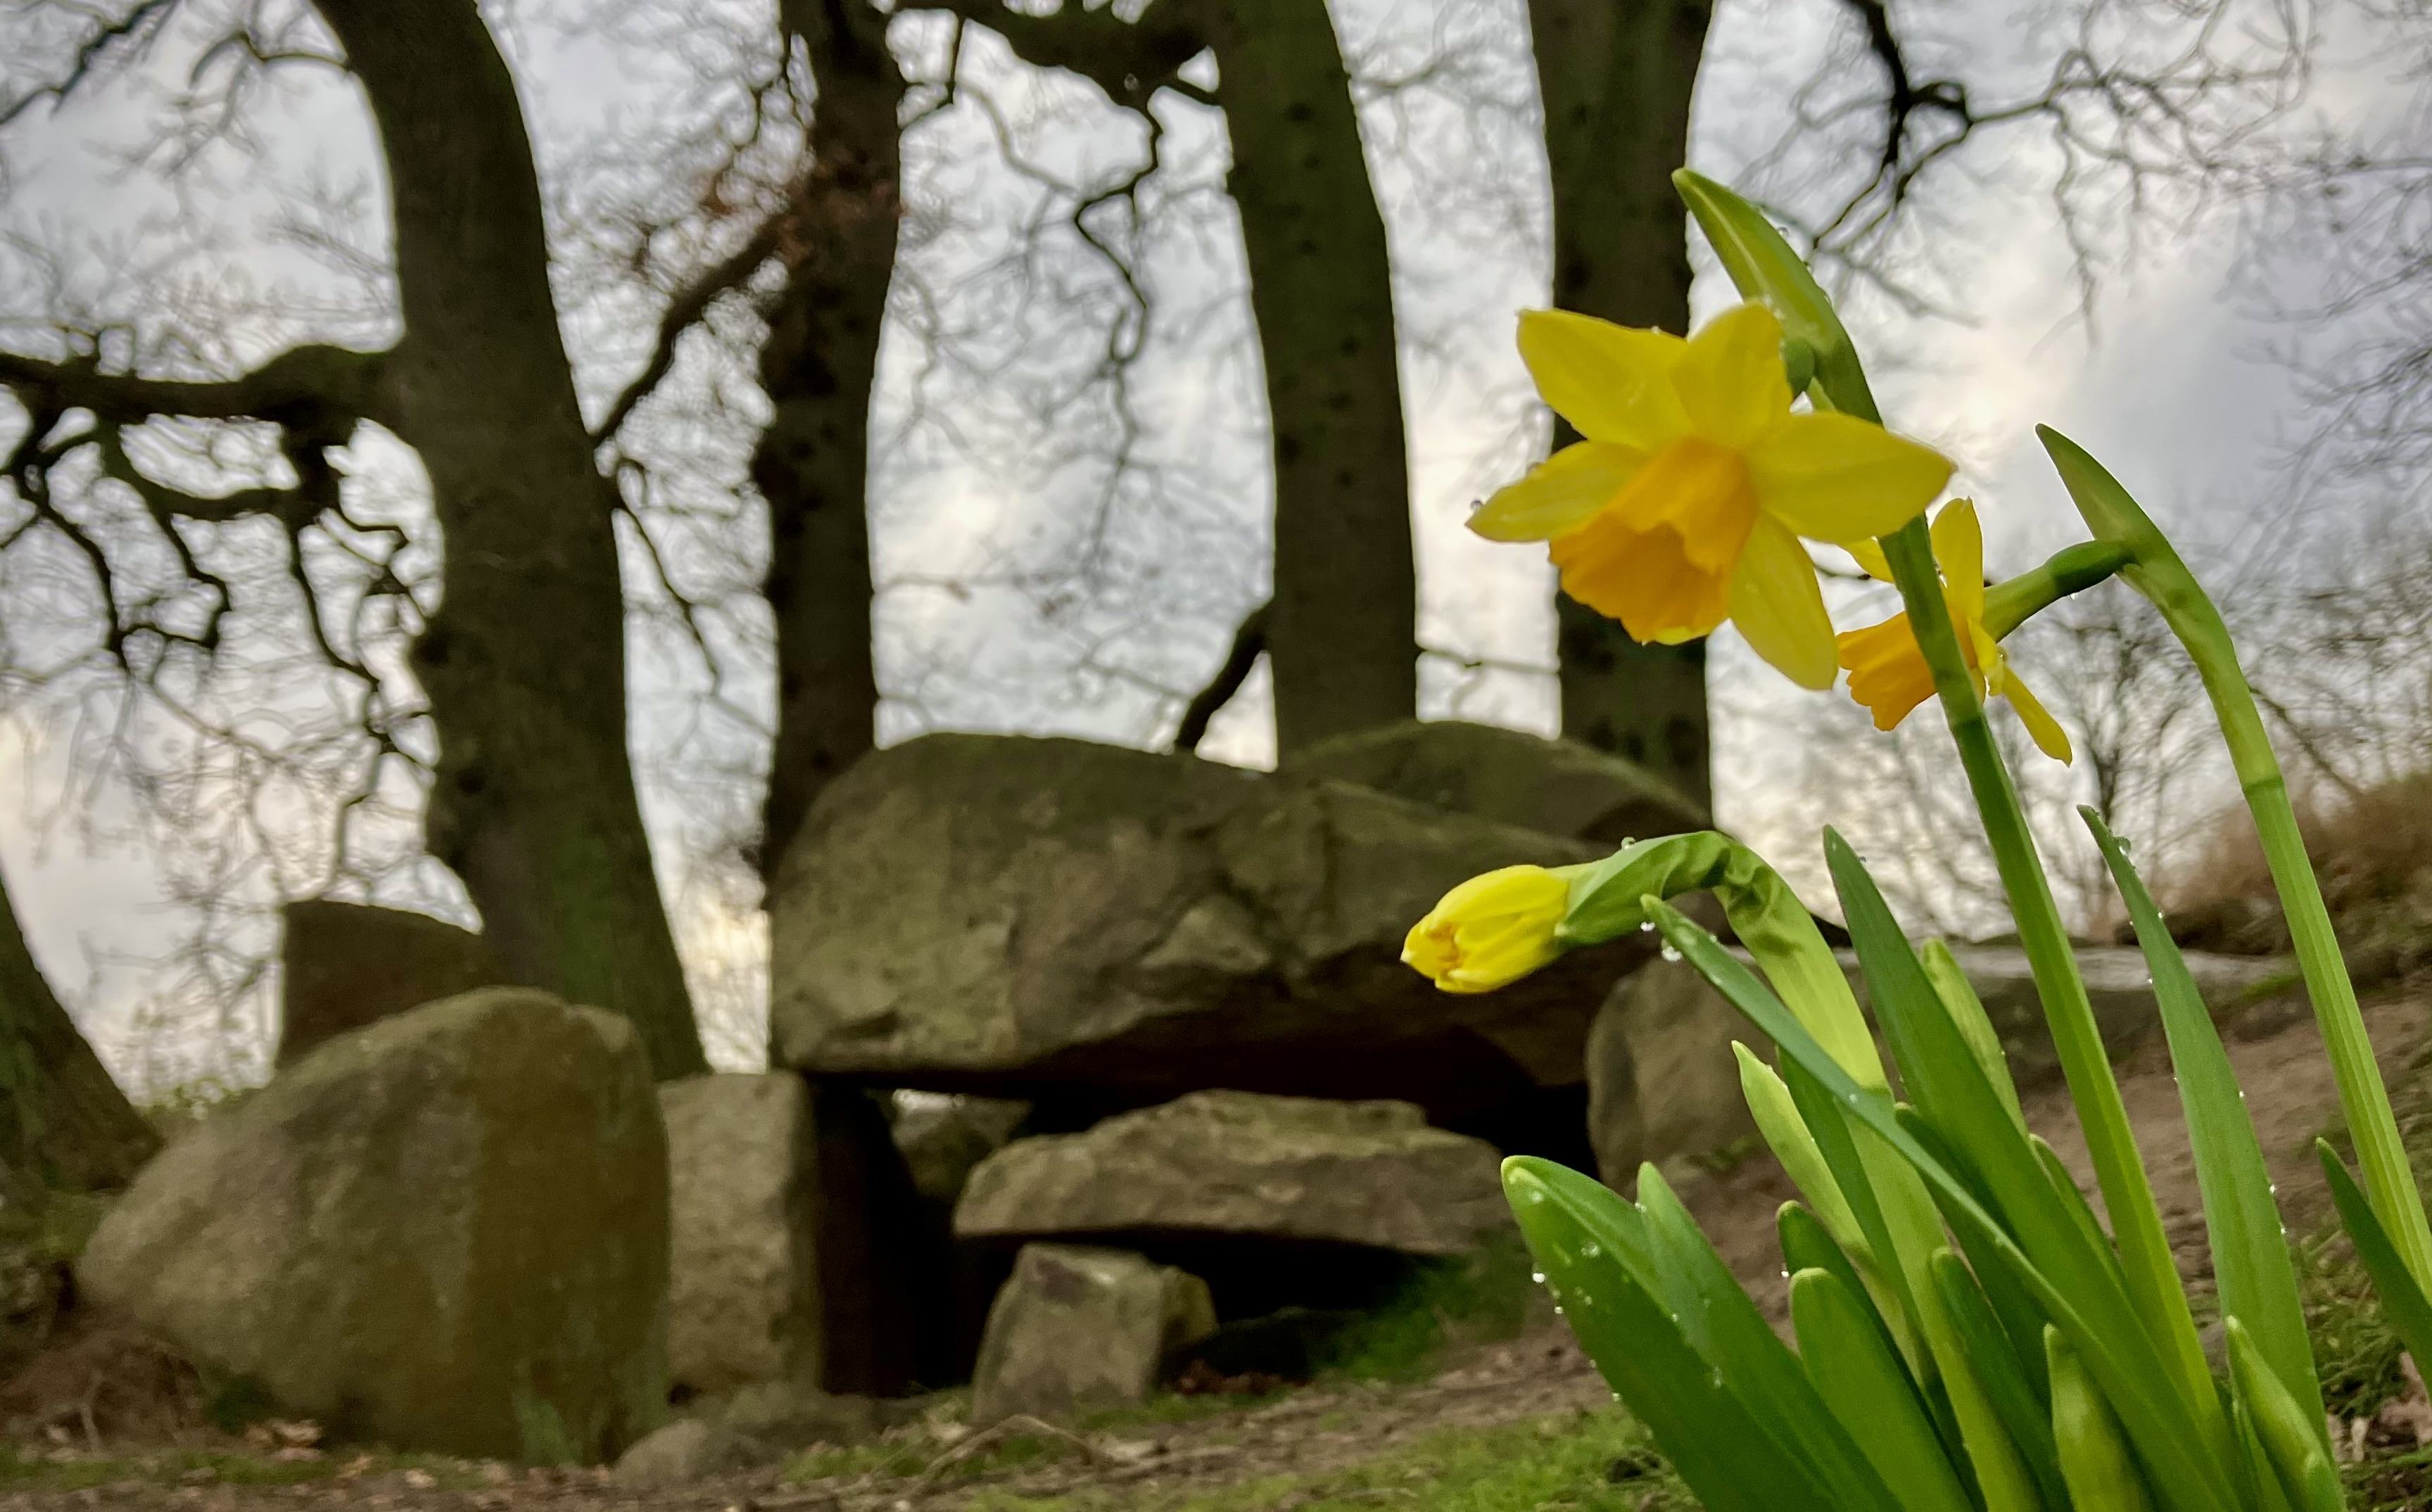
[1877,516,2221,1442]
[2040,425,2432,1296]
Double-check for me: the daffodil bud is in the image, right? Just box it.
[1673,169,1879,423]
[1400,865,1576,994]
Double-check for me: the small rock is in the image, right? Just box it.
[971,1245,1215,1424]
[1587,957,1771,1188]
[612,1420,769,1487]
[711,1382,880,1451]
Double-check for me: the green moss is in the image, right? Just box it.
[1316,1233,1538,1383]
[198,1368,279,1435]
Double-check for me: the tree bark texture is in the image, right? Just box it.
[754,0,900,884]
[1203,0,1417,758]
[0,868,157,1191]
[314,0,706,1076]
[1529,0,1714,813]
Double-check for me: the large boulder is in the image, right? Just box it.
[1586,958,1773,1187]
[1287,719,1705,842]
[660,1073,821,1395]
[970,1244,1215,1424]
[277,900,512,1066]
[956,1091,1506,1257]
[75,988,667,1463]
[768,735,1624,1125]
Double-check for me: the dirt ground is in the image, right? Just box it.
[4,983,2426,1512]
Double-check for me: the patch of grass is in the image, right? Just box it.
[0,1447,481,1492]
[785,1430,1086,1486]
[1077,1393,1272,1434]
[2298,1224,2409,1421]
[1315,1233,1539,1383]
[958,1407,1686,1512]
[785,1437,935,1482]
[2348,1444,2432,1511]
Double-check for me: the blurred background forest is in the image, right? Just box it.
[2,0,2431,1097]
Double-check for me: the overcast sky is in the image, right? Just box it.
[0,0,2417,1091]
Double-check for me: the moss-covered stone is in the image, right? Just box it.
[75,988,669,1463]
[659,1072,818,1396]
[1286,719,1706,842]
[277,900,512,1066]
[768,735,1627,1124]
[970,1245,1215,1425]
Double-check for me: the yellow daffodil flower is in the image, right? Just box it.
[1835,500,2073,763]
[1470,303,1953,689]
[1402,864,1578,993]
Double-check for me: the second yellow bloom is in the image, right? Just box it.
[1837,500,2073,763]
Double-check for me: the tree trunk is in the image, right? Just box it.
[313,0,707,1076]
[755,0,899,884]
[1530,0,1714,812]
[1205,0,1417,758]
[0,867,157,1191]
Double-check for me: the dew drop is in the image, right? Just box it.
[1639,921,1655,933]
[1580,1241,1602,1259]
[1531,1271,1547,1285]
[1660,944,1683,963]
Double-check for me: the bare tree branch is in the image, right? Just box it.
[1170,599,1266,752]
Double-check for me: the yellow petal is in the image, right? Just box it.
[1469,440,1647,542]
[1839,538,1895,583]
[1931,500,1985,622]
[1996,665,2074,764]
[1746,412,1953,540]
[1516,310,1692,452]
[1673,303,1790,452]
[1728,514,1838,690]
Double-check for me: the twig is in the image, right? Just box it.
[910,1416,1103,1493]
